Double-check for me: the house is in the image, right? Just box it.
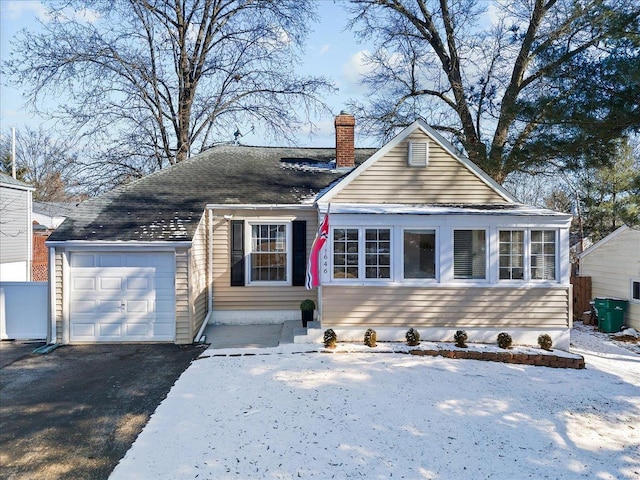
[578,225,640,330]
[0,172,34,281]
[32,202,78,281]
[46,114,573,348]
[33,201,77,230]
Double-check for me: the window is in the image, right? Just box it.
[404,229,436,279]
[454,230,486,279]
[632,279,640,304]
[333,228,359,279]
[531,230,556,280]
[250,224,287,282]
[499,230,524,280]
[365,228,391,279]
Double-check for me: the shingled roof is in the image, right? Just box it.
[48,145,376,242]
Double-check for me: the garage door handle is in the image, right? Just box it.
[121,303,126,312]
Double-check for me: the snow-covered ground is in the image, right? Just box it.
[110,326,640,480]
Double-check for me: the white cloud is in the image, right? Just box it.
[342,49,374,85]
[4,1,48,21]
[319,44,331,56]
[72,7,100,24]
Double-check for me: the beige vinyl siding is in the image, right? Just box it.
[175,249,191,343]
[212,208,318,312]
[189,214,209,336]
[322,286,570,328]
[580,228,640,329]
[54,249,63,343]
[331,131,507,204]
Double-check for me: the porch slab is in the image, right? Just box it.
[202,320,301,349]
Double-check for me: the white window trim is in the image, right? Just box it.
[400,227,439,284]
[631,278,640,305]
[245,220,292,286]
[330,226,394,283]
[325,216,564,287]
[530,229,558,282]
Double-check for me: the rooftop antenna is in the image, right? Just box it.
[233,125,255,145]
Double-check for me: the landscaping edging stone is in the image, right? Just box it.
[407,347,585,369]
[203,344,586,369]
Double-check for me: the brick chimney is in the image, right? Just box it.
[335,111,355,169]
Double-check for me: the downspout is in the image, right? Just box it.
[194,207,214,342]
[48,247,56,344]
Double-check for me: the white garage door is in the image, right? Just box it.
[69,252,175,342]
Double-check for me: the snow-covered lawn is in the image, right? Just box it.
[110,326,640,480]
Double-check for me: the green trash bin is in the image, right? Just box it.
[598,299,628,333]
[594,297,608,319]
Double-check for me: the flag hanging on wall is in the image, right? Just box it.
[306,211,330,289]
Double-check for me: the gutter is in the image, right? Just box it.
[45,240,193,248]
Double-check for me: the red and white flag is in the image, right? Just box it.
[306,211,329,289]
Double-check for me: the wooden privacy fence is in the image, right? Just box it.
[570,276,592,320]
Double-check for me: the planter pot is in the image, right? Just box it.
[301,310,313,328]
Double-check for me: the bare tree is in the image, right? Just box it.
[346,0,640,182]
[0,127,85,201]
[4,0,334,186]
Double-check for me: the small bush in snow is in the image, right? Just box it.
[454,330,468,348]
[405,328,420,346]
[538,334,553,351]
[364,328,377,347]
[324,329,337,348]
[497,332,513,349]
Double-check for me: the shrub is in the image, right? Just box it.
[323,329,337,348]
[300,299,316,311]
[538,334,553,351]
[405,328,420,346]
[497,332,513,349]
[364,328,377,347]
[454,330,468,348]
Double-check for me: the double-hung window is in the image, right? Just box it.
[499,230,524,280]
[333,228,359,279]
[531,230,556,280]
[333,227,391,280]
[454,230,487,280]
[250,223,288,283]
[365,228,391,279]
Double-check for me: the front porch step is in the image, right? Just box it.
[293,320,322,344]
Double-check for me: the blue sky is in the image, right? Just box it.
[0,0,376,148]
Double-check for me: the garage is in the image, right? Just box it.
[69,252,175,342]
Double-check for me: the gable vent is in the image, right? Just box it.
[408,141,428,167]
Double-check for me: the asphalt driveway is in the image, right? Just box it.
[0,341,206,480]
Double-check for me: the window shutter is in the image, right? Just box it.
[230,220,245,286]
[292,220,306,286]
[408,142,428,167]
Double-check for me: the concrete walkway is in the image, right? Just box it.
[202,320,300,349]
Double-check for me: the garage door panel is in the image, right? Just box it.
[72,277,96,291]
[70,254,96,268]
[71,300,97,315]
[99,322,122,337]
[125,323,148,337]
[100,277,122,291]
[71,323,96,338]
[126,277,150,291]
[69,253,176,342]
[127,300,150,313]
[99,300,122,314]
[156,299,174,314]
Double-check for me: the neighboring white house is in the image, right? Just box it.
[0,172,34,281]
[579,225,640,330]
[32,201,77,229]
